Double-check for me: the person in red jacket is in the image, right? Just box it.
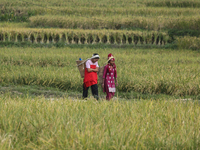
[83,53,100,100]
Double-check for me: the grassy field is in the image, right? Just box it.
[0,95,199,149]
[1,47,200,97]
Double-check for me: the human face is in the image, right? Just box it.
[110,60,115,65]
[91,58,99,63]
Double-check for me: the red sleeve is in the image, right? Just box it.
[103,65,107,79]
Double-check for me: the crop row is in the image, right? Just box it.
[1,48,200,96]
[1,6,200,18]
[2,0,200,8]
[0,0,138,8]
[1,64,200,96]
[1,97,199,149]
[0,28,169,45]
[29,15,200,30]
[146,0,200,8]
[176,36,200,50]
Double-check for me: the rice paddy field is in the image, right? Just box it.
[0,0,200,149]
[1,0,200,48]
[0,47,200,149]
[1,47,200,96]
[0,96,200,149]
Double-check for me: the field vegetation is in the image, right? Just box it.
[176,36,200,50]
[0,0,200,149]
[0,95,199,149]
[0,0,200,49]
[1,48,200,97]
[28,15,200,31]
[146,0,200,8]
[0,28,169,45]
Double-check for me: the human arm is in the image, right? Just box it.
[87,67,99,72]
[102,65,107,88]
[86,60,99,72]
[102,78,105,88]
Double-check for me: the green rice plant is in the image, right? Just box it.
[176,36,200,50]
[142,32,147,45]
[2,5,200,25]
[146,0,200,8]
[1,30,6,42]
[146,32,153,44]
[158,32,163,45]
[0,96,199,149]
[152,31,158,45]
[0,28,168,45]
[1,0,200,22]
[39,31,45,44]
[28,15,200,31]
[2,0,200,18]
[60,32,67,43]
[6,32,11,42]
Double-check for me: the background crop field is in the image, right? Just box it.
[1,0,200,48]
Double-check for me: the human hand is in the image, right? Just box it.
[102,83,104,88]
[116,82,118,86]
[95,68,99,72]
[92,68,98,72]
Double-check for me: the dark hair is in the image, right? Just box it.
[93,53,99,59]
[93,53,99,56]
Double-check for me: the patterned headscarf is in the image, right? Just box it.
[107,53,116,73]
[108,53,115,61]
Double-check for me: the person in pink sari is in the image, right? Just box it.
[102,53,118,100]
